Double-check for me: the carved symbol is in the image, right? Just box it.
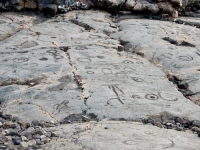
[77,58,91,62]
[145,94,159,101]
[132,94,142,99]
[86,71,94,74]
[123,60,134,64]
[132,77,143,82]
[108,85,125,104]
[29,63,38,67]
[47,50,57,54]
[174,64,185,68]
[39,57,48,61]
[13,57,29,63]
[107,98,123,108]
[53,100,69,115]
[102,68,112,75]
[179,56,193,61]
[158,92,178,101]
[46,49,63,62]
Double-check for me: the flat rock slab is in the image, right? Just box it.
[0,12,45,42]
[45,121,200,150]
[111,18,200,102]
[177,17,200,28]
[1,10,200,123]
[0,11,200,149]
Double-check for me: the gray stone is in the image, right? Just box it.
[154,122,163,128]
[35,139,42,145]
[20,141,28,148]
[12,136,22,145]
[27,139,36,146]
[42,4,58,15]
[193,120,200,127]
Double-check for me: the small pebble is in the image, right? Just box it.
[32,134,41,140]
[20,142,28,148]
[31,120,40,126]
[166,123,172,126]
[155,122,163,128]
[35,139,42,145]
[0,145,7,149]
[51,132,57,137]
[40,135,46,140]
[12,136,22,145]
[21,136,28,142]
[27,139,36,146]
[26,127,35,133]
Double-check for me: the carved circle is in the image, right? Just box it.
[145,94,159,101]
[158,92,178,101]
[86,71,94,74]
[29,63,38,67]
[179,56,193,61]
[77,58,91,62]
[13,57,29,63]
[47,50,57,54]
[174,64,185,68]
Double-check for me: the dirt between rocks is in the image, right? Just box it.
[0,9,200,150]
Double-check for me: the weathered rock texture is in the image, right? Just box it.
[0,9,200,149]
